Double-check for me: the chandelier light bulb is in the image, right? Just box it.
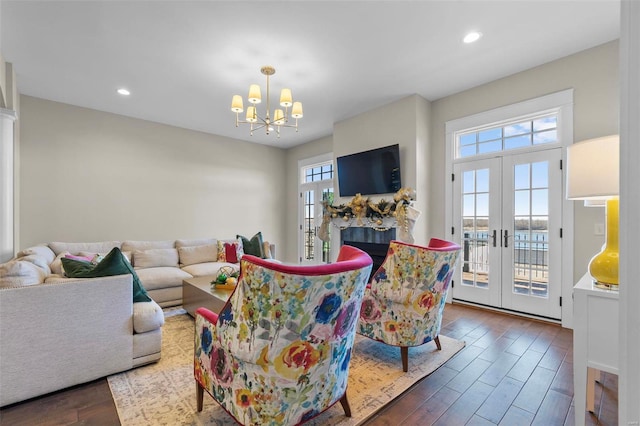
[246,106,257,123]
[274,109,285,125]
[231,95,244,113]
[280,88,293,107]
[248,84,262,104]
[291,101,303,119]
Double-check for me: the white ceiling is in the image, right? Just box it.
[1,0,620,148]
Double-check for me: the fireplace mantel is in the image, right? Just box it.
[329,204,420,243]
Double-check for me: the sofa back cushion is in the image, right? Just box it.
[49,241,122,256]
[175,238,216,248]
[133,248,179,269]
[122,240,175,252]
[178,244,218,266]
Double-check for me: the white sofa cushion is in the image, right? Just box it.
[181,261,239,277]
[134,267,192,291]
[133,249,179,269]
[178,244,217,266]
[122,240,175,252]
[133,301,165,333]
[16,245,56,264]
[0,260,46,288]
[175,238,217,248]
[49,241,121,256]
[44,275,85,283]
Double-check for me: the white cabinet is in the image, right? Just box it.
[573,273,619,425]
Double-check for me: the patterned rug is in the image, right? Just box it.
[108,309,464,426]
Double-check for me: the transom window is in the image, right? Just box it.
[303,163,333,183]
[457,114,558,158]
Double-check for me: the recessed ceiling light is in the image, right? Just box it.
[463,32,482,44]
[117,88,130,96]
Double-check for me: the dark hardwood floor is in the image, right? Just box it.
[0,303,617,425]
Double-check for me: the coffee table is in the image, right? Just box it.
[182,275,234,317]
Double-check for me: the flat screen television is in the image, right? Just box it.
[336,144,402,197]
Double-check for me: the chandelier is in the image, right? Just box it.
[231,66,303,138]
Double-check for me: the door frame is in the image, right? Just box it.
[444,89,575,328]
[298,153,334,264]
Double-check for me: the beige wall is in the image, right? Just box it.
[19,96,287,249]
[282,95,433,263]
[429,40,619,282]
[333,94,432,245]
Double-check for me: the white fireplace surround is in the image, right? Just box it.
[330,204,420,244]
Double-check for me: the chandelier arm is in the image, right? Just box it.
[265,73,271,122]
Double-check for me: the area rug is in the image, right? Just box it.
[108,310,464,426]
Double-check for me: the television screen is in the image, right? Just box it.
[336,144,402,197]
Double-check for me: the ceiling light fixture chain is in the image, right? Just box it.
[231,65,303,138]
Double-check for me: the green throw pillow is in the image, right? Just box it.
[61,247,152,303]
[237,232,264,258]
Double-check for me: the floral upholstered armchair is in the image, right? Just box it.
[358,239,461,372]
[194,245,372,425]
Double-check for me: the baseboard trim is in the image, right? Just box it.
[451,299,562,325]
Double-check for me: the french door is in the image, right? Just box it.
[452,149,562,319]
[299,181,333,264]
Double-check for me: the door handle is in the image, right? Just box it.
[491,230,497,247]
[504,229,509,248]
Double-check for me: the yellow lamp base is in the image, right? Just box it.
[588,198,619,289]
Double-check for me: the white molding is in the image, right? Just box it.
[445,89,574,134]
[0,108,17,121]
[619,0,640,423]
[0,109,16,262]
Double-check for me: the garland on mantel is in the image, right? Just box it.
[318,188,416,240]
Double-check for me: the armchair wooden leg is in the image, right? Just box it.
[435,335,441,350]
[196,381,204,412]
[401,346,408,372]
[339,393,352,417]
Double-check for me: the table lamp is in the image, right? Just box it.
[566,135,620,289]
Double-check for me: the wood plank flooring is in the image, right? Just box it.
[0,303,618,425]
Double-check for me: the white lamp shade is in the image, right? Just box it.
[274,109,285,124]
[280,88,293,107]
[291,101,303,118]
[231,95,244,113]
[246,106,257,123]
[566,135,619,200]
[248,84,261,104]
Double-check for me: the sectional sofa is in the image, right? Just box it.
[0,237,274,407]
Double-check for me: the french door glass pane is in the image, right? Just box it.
[457,114,558,159]
[304,190,314,261]
[512,161,549,298]
[461,169,490,289]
